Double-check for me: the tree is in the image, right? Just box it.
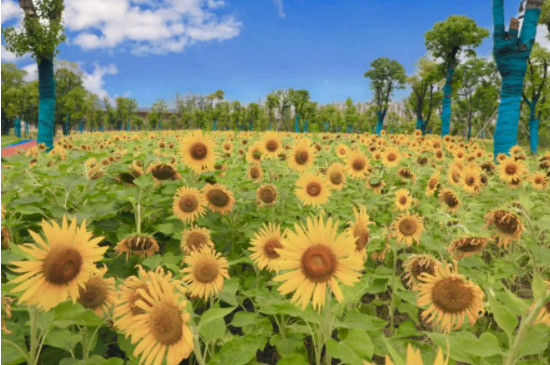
[522,43,549,154]
[3,0,65,149]
[84,93,101,132]
[425,15,489,137]
[55,62,86,135]
[267,90,291,131]
[301,101,317,132]
[363,57,407,135]
[541,0,550,34]
[103,97,117,130]
[207,90,224,130]
[289,89,310,132]
[343,98,358,133]
[150,99,168,130]
[406,57,442,134]
[1,63,28,135]
[493,0,543,157]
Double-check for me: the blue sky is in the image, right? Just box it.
[1,0,534,107]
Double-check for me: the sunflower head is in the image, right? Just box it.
[392,214,423,246]
[262,132,282,157]
[484,210,524,247]
[180,130,217,174]
[246,142,264,163]
[347,205,373,259]
[347,150,370,179]
[288,139,315,171]
[397,167,416,182]
[394,188,413,211]
[115,234,159,261]
[77,266,115,317]
[256,184,278,206]
[403,254,440,289]
[249,223,284,271]
[182,248,229,300]
[498,157,527,183]
[202,183,235,215]
[529,173,548,190]
[295,173,332,208]
[173,187,206,223]
[439,188,461,213]
[147,162,181,182]
[448,236,491,260]
[181,226,213,254]
[326,163,347,190]
[248,164,263,181]
[366,177,385,194]
[382,147,401,167]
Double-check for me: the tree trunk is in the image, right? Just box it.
[79,119,84,133]
[213,119,217,131]
[294,114,300,133]
[14,117,22,138]
[415,117,424,132]
[528,102,539,155]
[63,114,70,136]
[376,110,386,135]
[440,67,454,137]
[37,58,56,150]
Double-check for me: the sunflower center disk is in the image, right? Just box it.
[295,151,309,165]
[353,226,369,250]
[186,232,208,250]
[428,179,437,189]
[179,196,198,213]
[42,246,83,285]
[301,245,337,283]
[266,140,278,152]
[263,239,282,259]
[330,172,343,185]
[493,212,519,234]
[352,159,365,171]
[399,196,407,205]
[190,143,208,160]
[150,302,183,345]
[153,165,176,180]
[387,153,396,162]
[431,277,474,313]
[128,236,154,251]
[505,165,517,175]
[411,260,434,279]
[306,182,322,197]
[259,187,276,203]
[250,167,261,179]
[78,277,108,309]
[207,189,230,207]
[444,193,458,207]
[193,258,219,283]
[398,218,418,236]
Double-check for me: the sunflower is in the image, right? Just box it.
[397,167,416,182]
[288,138,315,171]
[249,223,284,271]
[403,254,440,289]
[416,263,484,332]
[246,142,264,163]
[181,226,213,254]
[433,148,444,161]
[448,237,490,260]
[498,157,527,183]
[256,184,278,206]
[366,177,385,194]
[425,171,440,197]
[172,187,207,223]
[115,234,160,261]
[484,210,524,247]
[439,188,461,214]
[248,163,263,181]
[182,248,229,300]
[382,147,401,167]
[346,205,373,260]
[335,144,349,159]
[180,130,217,174]
[529,173,548,190]
[326,162,347,190]
[222,140,233,154]
[78,266,115,318]
[124,268,194,365]
[1,226,10,250]
[460,166,481,194]
[202,183,235,215]
[147,162,181,183]
[295,173,332,208]
[274,215,364,310]
[261,132,282,158]
[347,150,371,179]
[392,214,423,246]
[394,188,413,211]
[10,216,106,311]
[364,344,449,365]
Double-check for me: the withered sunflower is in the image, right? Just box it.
[78,266,115,318]
[288,138,315,171]
[402,254,440,289]
[249,223,284,271]
[115,234,160,261]
[182,248,229,300]
[417,263,484,332]
[10,216,106,311]
[274,215,364,310]
[392,214,424,246]
[295,173,332,208]
[147,162,181,183]
[397,167,416,182]
[172,187,207,223]
[180,130,217,174]
[181,226,213,254]
[439,188,461,214]
[202,183,235,215]
[256,184,278,206]
[366,177,385,194]
[326,162,347,190]
[484,209,524,247]
[448,236,490,260]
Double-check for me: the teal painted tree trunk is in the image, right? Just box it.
[526,100,540,154]
[37,58,56,150]
[415,118,424,132]
[294,114,300,133]
[63,114,70,136]
[376,110,386,135]
[127,119,131,131]
[79,119,83,133]
[324,121,329,132]
[440,67,454,137]
[303,120,309,132]
[24,121,29,137]
[14,117,21,138]
[493,0,541,157]
[213,120,217,131]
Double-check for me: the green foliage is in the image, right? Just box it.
[364,57,406,112]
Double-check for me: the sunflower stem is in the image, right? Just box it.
[389,245,398,336]
[136,187,143,234]
[322,293,333,365]
[27,306,40,365]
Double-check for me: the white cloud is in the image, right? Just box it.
[1,0,20,23]
[21,63,38,82]
[82,63,118,100]
[1,44,25,62]
[536,25,549,49]
[271,0,285,18]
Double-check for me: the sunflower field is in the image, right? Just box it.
[1,130,550,365]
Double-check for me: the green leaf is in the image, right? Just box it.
[13,205,43,215]
[198,307,234,343]
[276,353,308,365]
[219,277,239,306]
[44,329,82,352]
[489,297,518,337]
[270,333,304,357]
[219,334,266,365]
[532,273,547,302]
[326,329,374,365]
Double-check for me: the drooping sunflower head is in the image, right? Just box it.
[366,177,385,194]
[246,142,264,163]
[392,213,424,246]
[425,171,440,197]
[326,162,347,190]
[484,209,524,247]
[10,216,107,311]
[295,173,332,208]
[498,157,527,183]
[261,132,282,158]
[397,167,416,182]
[288,138,315,171]
[181,226,213,254]
[448,236,491,260]
[346,205,373,259]
[394,188,413,211]
[439,188,461,214]
[256,184,278,206]
[416,263,484,332]
[248,163,263,181]
[115,234,160,261]
[249,223,284,271]
[402,254,440,289]
[347,150,371,179]
[147,162,181,183]
[180,130,217,174]
[78,266,115,318]
[274,215,364,310]
[172,186,207,223]
[202,183,235,215]
[182,247,229,300]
